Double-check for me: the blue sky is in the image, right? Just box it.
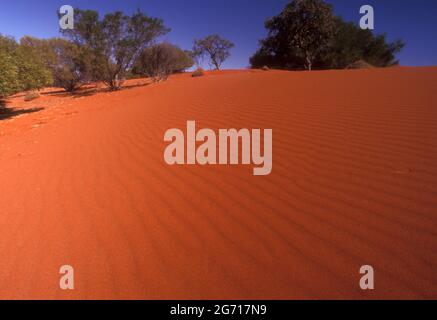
[0,0,436,69]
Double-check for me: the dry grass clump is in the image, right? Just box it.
[192,68,205,77]
[346,60,375,69]
[24,91,41,102]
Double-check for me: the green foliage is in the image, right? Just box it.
[62,9,170,89]
[20,36,59,70]
[0,35,18,53]
[250,0,404,70]
[15,43,53,91]
[175,50,196,73]
[51,39,93,92]
[326,18,404,68]
[264,0,335,70]
[193,34,234,70]
[0,34,52,98]
[1,8,173,96]
[0,36,20,98]
[0,50,20,98]
[19,37,93,92]
[132,42,194,82]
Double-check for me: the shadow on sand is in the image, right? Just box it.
[41,82,149,99]
[0,100,43,121]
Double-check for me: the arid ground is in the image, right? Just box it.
[0,67,436,299]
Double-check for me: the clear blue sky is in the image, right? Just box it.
[1,0,436,69]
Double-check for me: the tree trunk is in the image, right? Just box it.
[306,55,312,71]
[304,50,312,71]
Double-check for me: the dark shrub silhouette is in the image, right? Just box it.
[250,0,404,70]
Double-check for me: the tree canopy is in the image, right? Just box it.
[0,36,20,98]
[132,42,194,82]
[250,0,404,70]
[193,34,234,70]
[61,9,170,89]
[0,34,52,98]
[15,40,52,91]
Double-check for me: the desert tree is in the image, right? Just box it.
[20,37,94,92]
[250,0,404,70]
[132,42,194,82]
[193,34,234,70]
[61,9,170,89]
[49,39,93,92]
[264,0,335,71]
[326,18,404,68]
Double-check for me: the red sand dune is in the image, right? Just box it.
[0,67,436,299]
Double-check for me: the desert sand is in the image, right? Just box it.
[0,67,436,299]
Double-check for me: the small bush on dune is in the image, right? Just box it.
[346,60,374,69]
[24,91,40,101]
[133,42,194,82]
[191,68,205,77]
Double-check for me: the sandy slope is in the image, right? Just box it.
[0,68,436,299]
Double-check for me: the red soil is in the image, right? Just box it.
[0,67,436,299]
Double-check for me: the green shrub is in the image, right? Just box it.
[0,35,20,98]
[51,40,93,92]
[19,37,94,92]
[15,45,53,91]
[133,42,194,82]
[0,51,20,98]
[0,34,53,98]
